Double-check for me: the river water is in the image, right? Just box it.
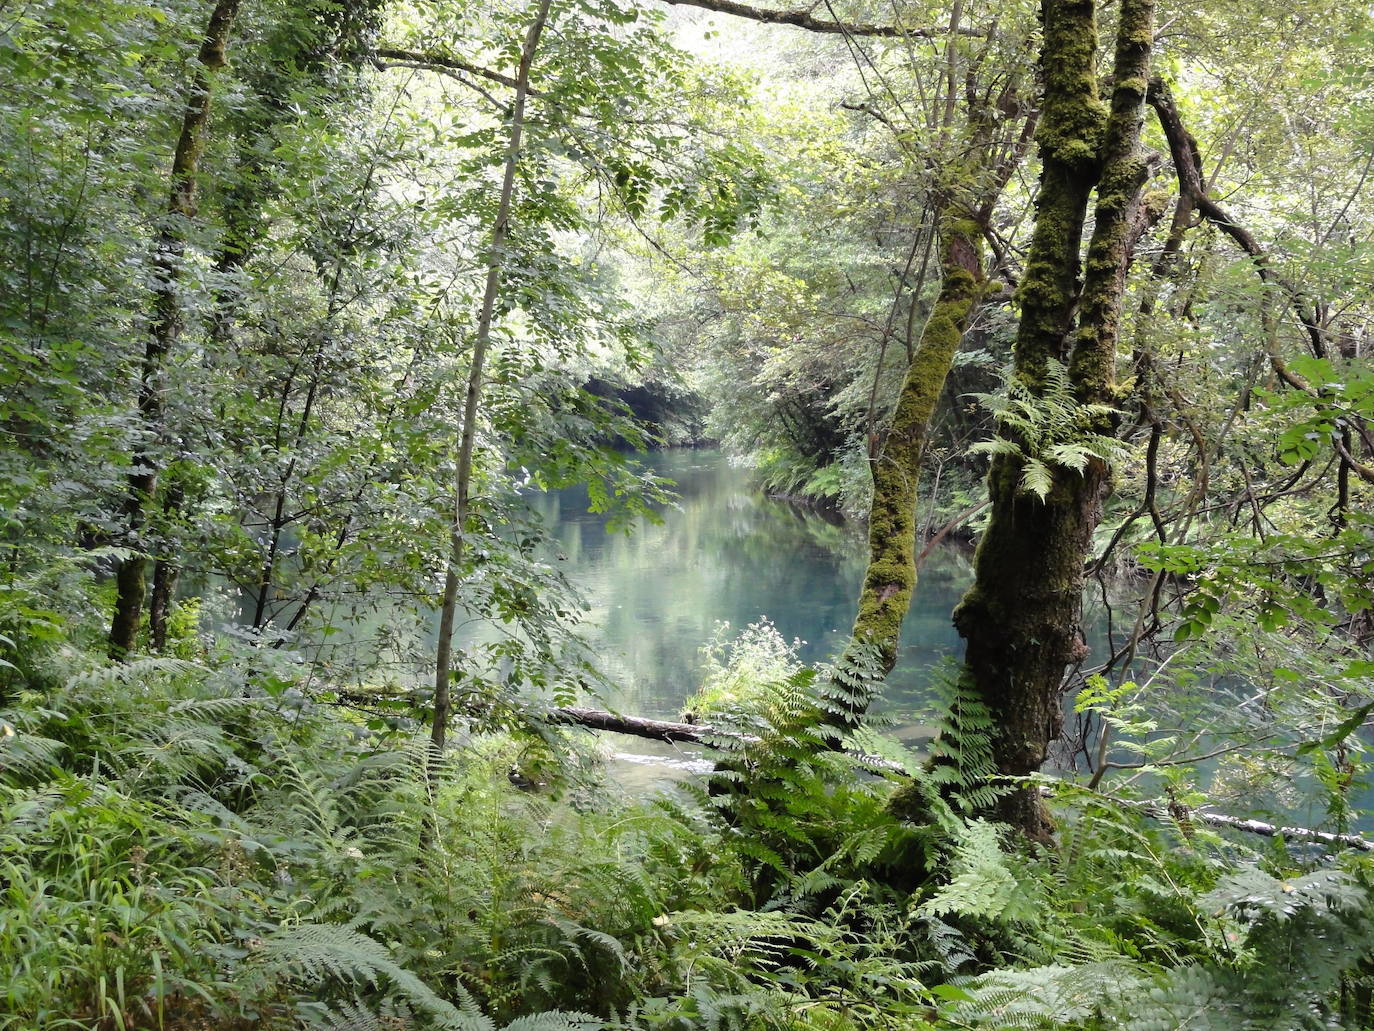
[529,452,1372,837]
[274,448,1370,830]
[524,448,970,723]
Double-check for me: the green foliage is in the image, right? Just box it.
[1139,515,1374,643]
[923,667,1003,815]
[1265,356,1374,465]
[4,571,1374,1031]
[685,618,806,722]
[0,653,742,1028]
[936,790,1374,1030]
[916,820,1040,924]
[1,1,1373,1029]
[967,359,1126,501]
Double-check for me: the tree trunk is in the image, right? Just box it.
[148,477,185,651]
[108,0,241,658]
[838,88,1037,725]
[431,0,552,766]
[954,0,1155,839]
[848,215,984,682]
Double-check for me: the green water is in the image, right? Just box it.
[525,449,971,722]
[238,449,1368,829]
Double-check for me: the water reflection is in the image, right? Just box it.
[526,449,970,720]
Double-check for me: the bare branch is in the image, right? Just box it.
[374,46,533,93]
[1332,431,1374,485]
[655,0,925,37]
[1148,78,1326,361]
[1076,787,1374,852]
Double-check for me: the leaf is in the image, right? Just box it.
[1019,460,1053,501]
[1295,701,1374,756]
[1045,443,1090,472]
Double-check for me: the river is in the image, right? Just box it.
[527,452,1372,838]
[261,448,1369,829]
[524,448,970,722]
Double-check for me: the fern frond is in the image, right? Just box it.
[952,961,1150,1029]
[0,729,66,783]
[257,922,473,1029]
[500,1011,602,1031]
[918,820,1040,924]
[67,656,205,691]
[1019,459,1053,500]
[966,358,1127,500]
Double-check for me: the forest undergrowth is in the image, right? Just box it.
[3,613,1372,1031]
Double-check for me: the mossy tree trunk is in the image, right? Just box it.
[842,65,1039,717]
[849,216,984,681]
[952,0,1155,838]
[108,0,242,658]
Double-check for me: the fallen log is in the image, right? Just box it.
[1134,797,1374,852]
[548,705,908,773]
[328,690,1373,851]
[550,707,1373,851]
[547,706,720,742]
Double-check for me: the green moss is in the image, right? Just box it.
[846,218,985,678]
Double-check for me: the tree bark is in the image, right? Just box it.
[954,0,1154,839]
[432,0,552,766]
[109,0,242,658]
[148,477,185,651]
[848,216,984,681]
[839,75,1037,719]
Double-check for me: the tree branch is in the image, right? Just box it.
[655,0,926,37]
[1332,431,1374,485]
[1077,787,1374,852]
[1147,78,1325,360]
[373,46,533,93]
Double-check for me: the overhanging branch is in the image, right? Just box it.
[655,0,922,37]
[374,46,532,93]
[1147,78,1374,488]
[1147,78,1324,361]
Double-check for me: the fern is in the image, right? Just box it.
[65,655,206,692]
[926,666,1004,814]
[256,922,478,1029]
[0,725,66,783]
[918,820,1036,923]
[948,960,1151,1029]
[967,358,1126,500]
[501,1013,602,1031]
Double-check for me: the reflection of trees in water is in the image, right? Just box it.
[527,451,975,720]
[220,451,984,720]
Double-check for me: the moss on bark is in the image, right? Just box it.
[848,217,985,681]
[1068,0,1155,400]
[954,0,1155,840]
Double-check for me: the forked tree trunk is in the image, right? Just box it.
[109,0,242,658]
[954,0,1155,839]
